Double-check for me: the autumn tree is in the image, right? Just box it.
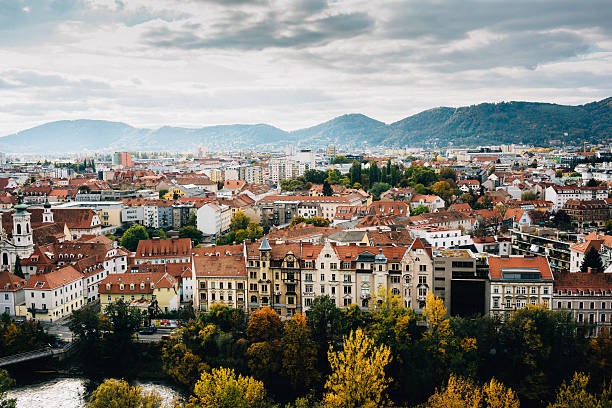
[162,342,209,388]
[323,328,392,408]
[426,375,519,408]
[547,372,612,408]
[246,307,283,384]
[87,378,163,408]
[281,314,320,393]
[439,167,457,182]
[0,369,16,408]
[432,180,453,202]
[230,211,250,231]
[185,367,266,408]
[521,191,537,201]
[246,307,283,343]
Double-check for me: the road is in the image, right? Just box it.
[44,318,172,344]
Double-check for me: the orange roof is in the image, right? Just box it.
[488,256,553,281]
[136,238,192,259]
[569,239,603,254]
[25,266,83,290]
[98,272,176,294]
[0,270,26,292]
[193,255,246,278]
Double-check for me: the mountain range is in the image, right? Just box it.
[1,97,611,153]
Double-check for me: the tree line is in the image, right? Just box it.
[76,291,611,408]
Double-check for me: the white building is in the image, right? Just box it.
[22,265,85,322]
[407,226,473,249]
[0,271,25,316]
[196,203,231,236]
[545,185,608,211]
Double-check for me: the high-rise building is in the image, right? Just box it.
[112,152,134,168]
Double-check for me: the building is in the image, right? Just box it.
[488,256,554,318]
[511,225,579,275]
[259,195,356,222]
[196,202,231,236]
[563,199,609,229]
[135,238,192,264]
[410,194,446,212]
[99,272,179,315]
[432,249,490,316]
[0,270,25,316]
[192,248,247,312]
[553,269,612,336]
[407,226,473,249]
[21,265,85,322]
[113,152,134,168]
[545,185,607,211]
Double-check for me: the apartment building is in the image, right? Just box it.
[99,272,179,315]
[545,185,607,211]
[135,238,192,264]
[488,256,554,318]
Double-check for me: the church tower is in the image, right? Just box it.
[43,198,54,223]
[12,193,34,258]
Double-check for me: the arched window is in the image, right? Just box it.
[2,253,8,265]
[16,224,21,235]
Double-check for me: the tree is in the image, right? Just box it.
[521,191,537,201]
[581,247,604,273]
[555,169,564,178]
[185,367,266,408]
[304,169,327,184]
[349,161,362,186]
[13,256,23,279]
[69,307,108,375]
[326,169,341,185]
[290,216,306,227]
[423,293,452,356]
[87,378,163,408]
[281,314,319,393]
[179,226,204,244]
[488,166,496,176]
[547,372,612,408]
[426,375,520,408]
[246,222,263,240]
[234,229,248,243]
[332,155,349,164]
[187,212,197,227]
[460,193,475,205]
[431,180,453,202]
[246,307,283,343]
[230,211,250,231]
[323,328,392,408]
[120,224,149,252]
[587,178,601,187]
[322,181,333,196]
[158,189,168,199]
[411,205,430,216]
[370,182,391,200]
[0,369,16,408]
[104,300,142,371]
[163,342,209,388]
[439,167,457,182]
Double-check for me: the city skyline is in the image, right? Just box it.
[1,0,611,136]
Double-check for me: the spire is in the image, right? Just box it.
[13,191,28,214]
[259,237,271,251]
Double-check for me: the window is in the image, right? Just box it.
[343,262,351,269]
[418,275,427,284]
[330,263,337,270]
[344,275,352,283]
[343,286,352,294]
[494,299,499,308]
[305,284,313,293]
[343,298,351,307]
[506,299,511,308]
[249,272,257,279]
[320,285,325,294]
[331,274,336,281]
[391,276,400,284]
[305,273,313,282]
[331,287,336,295]
[107,295,111,301]
[419,264,427,272]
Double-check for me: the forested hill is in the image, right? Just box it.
[1,97,610,153]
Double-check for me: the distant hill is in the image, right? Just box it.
[1,97,610,153]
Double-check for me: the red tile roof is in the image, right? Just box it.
[25,266,83,290]
[488,256,553,280]
[136,238,192,259]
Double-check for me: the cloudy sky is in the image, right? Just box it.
[0,0,611,135]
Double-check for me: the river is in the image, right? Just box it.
[6,377,182,408]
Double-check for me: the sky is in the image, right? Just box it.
[0,0,611,135]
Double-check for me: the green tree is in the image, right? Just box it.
[411,205,430,216]
[185,367,266,408]
[521,191,537,201]
[179,226,204,244]
[69,307,108,375]
[323,328,392,408]
[235,229,248,243]
[555,169,563,178]
[306,296,344,372]
[304,169,327,184]
[104,300,142,372]
[120,224,149,252]
[322,181,333,196]
[349,161,362,186]
[158,189,168,199]
[230,211,250,231]
[332,155,349,164]
[439,167,457,182]
[581,247,604,273]
[187,212,198,227]
[370,182,391,200]
[87,378,163,408]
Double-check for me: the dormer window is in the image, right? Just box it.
[106,283,111,290]
[120,284,124,290]
[130,283,135,290]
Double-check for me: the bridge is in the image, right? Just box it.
[0,345,72,367]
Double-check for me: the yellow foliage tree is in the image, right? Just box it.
[547,372,612,408]
[323,328,392,408]
[87,378,164,408]
[185,367,266,408]
[423,292,452,355]
[426,375,519,408]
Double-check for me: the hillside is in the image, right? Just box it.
[1,97,610,153]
